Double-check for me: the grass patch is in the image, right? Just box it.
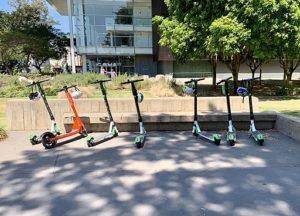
[259,96,300,118]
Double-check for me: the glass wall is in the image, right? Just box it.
[74,0,152,51]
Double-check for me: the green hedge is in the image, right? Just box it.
[0,73,183,98]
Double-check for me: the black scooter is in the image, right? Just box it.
[87,79,119,147]
[217,77,236,146]
[237,77,264,145]
[184,78,221,145]
[121,79,146,149]
[27,79,61,145]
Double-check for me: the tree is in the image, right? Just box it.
[206,16,250,92]
[153,0,227,88]
[228,0,300,83]
[31,31,68,73]
[0,0,67,74]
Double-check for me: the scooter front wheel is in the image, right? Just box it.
[135,136,144,149]
[30,134,39,145]
[42,132,56,149]
[229,140,235,146]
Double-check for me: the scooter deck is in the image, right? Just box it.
[195,131,221,145]
[87,133,117,147]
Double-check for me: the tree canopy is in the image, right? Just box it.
[154,0,300,88]
[0,0,67,74]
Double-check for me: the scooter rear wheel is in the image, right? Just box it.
[42,132,56,149]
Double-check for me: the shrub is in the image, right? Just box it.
[0,126,7,141]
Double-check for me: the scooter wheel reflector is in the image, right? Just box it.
[42,132,56,149]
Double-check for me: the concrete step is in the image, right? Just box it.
[63,112,277,132]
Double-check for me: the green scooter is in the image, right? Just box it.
[237,77,264,145]
[87,79,119,147]
[184,78,221,145]
[27,79,61,145]
[121,79,146,149]
[217,77,236,146]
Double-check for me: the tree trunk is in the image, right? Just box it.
[226,54,241,95]
[209,55,217,89]
[259,65,262,85]
[24,54,31,73]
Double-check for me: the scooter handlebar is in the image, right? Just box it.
[90,79,111,84]
[184,78,205,84]
[121,79,144,85]
[56,84,77,92]
[217,77,232,85]
[26,78,50,87]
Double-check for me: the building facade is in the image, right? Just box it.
[47,0,299,79]
[48,0,168,76]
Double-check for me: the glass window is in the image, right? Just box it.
[94,5,114,15]
[95,16,106,25]
[114,33,134,47]
[84,4,95,15]
[115,15,133,25]
[95,25,106,33]
[97,33,112,47]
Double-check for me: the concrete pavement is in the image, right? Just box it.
[0,130,300,216]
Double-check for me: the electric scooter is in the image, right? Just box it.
[27,79,61,145]
[121,79,146,149]
[87,79,119,147]
[237,77,264,145]
[183,78,221,145]
[217,77,236,146]
[40,84,88,149]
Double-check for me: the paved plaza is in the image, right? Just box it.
[0,131,300,216]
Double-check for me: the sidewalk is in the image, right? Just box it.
[0,131,300,216]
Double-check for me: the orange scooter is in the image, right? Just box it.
[41,85,88,149]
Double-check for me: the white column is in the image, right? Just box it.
[67,0,76,74]
[82,54,87,74]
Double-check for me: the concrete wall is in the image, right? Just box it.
[6,97,258,131]
[276,113,300,143]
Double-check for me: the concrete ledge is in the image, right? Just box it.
[64,112,277,132]
[6,97,258,131]
[276,113,300,143]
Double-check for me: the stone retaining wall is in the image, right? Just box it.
[7,97,258,131]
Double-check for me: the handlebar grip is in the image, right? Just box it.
[56,84,77,92]
[217,77,232,85]
[26,78,50,87]
[90,79,111,84]
[184,78,205,84]
[121,79,144,85]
